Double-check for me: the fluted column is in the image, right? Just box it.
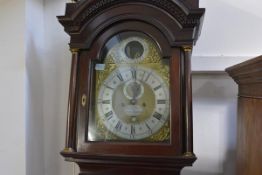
[182,46,195,157]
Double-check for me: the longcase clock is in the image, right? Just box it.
[58,0,205,174]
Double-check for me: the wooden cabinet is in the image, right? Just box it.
[226,56,262,175]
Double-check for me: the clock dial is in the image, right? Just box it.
[97,66,169,140]
[88,32,170,142]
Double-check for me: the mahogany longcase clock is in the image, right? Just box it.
[58,0,204,174]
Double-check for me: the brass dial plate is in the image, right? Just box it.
[88,34,171,142]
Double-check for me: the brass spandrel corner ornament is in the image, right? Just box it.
[58,0,204,175]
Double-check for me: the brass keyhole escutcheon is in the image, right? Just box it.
[82,94,87,107]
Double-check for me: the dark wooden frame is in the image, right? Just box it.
[58,0,204,174]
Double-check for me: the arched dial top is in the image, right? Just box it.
[88,32,171,142]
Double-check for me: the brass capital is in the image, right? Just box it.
[70,48,80,54]
[63,147,75,153]
[182,46,193,52]
[183,152,195,157]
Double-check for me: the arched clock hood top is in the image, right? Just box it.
[58,0,204,48]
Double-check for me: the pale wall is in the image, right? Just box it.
[25,0,74,175]
[25,0,45,175]
[193,0,262,71]
[195,0,262,57]
[182,74,237,175]
[42,0,74,175]
[0,1,26,175]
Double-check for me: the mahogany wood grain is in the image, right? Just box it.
[226,55,262,98]
[237,98,262,175]
[66,50,79,151]
[226,55,262,175]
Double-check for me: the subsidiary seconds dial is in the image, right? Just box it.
[97,66,170,140]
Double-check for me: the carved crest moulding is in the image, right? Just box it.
[58,0,205,48]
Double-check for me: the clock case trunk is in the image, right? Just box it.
[57,0,205,174]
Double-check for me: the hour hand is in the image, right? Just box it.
[130,98,137,105]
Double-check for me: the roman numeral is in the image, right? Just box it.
[131,69,137,79]
[154,85,162,91]
[102,100,110,104]
[157,100,166,104]
[144,72,151,82]
[105,111,113,120]
[117,73,123,81]
[153,112,162,120]
[104,84,114,90]
[145,123,152,134]
[130,125,136,138]
[115,121,123,131]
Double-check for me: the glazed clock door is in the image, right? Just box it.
[88,32,171,143]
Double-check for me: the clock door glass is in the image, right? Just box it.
[88,32,170,143]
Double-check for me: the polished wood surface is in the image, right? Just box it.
[226,55,262,97]
[65,50,79,151]
[58,0,205,174]
[78,164,181,175]
[237,98,262,175]
[226,55,262,175]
